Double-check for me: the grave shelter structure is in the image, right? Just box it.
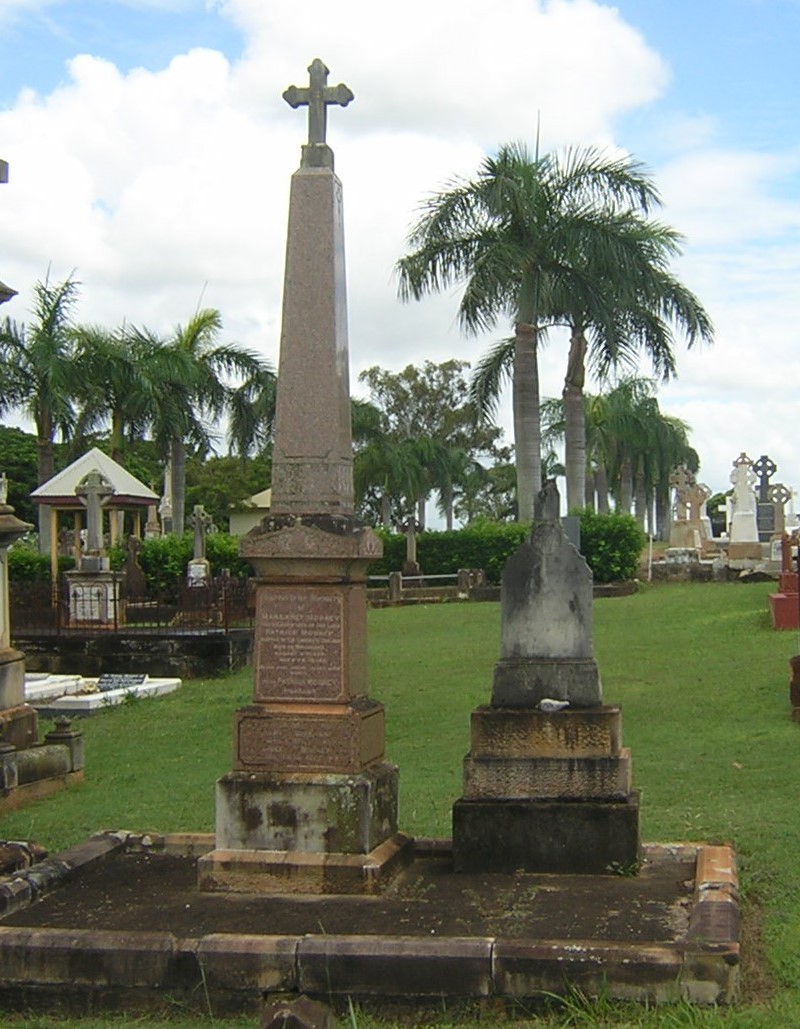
[198,60,410,895]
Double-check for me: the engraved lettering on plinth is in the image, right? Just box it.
[255,588,344,701]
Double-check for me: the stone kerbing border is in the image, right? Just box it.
[0,833,739,1010]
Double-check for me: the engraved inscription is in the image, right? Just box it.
[238,714,357,772]
[256,589,343,700]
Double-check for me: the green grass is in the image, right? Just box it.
[1,581,800,1027]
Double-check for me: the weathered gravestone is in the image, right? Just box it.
[198,60,409,895]
[452,481,640,874]
[669,466,712,551]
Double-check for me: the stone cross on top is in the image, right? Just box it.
[283,59,353,168]
[76,469,115,555]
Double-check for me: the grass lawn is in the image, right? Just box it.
[1,580,799,1027]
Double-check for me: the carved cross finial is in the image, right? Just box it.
[283,59,353,161]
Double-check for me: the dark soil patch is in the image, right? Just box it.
[2,851,695,943]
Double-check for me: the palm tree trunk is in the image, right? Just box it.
[596,465,610,513]
[563,327,587,513]
[170,438,186,535]
[36,420,55,553]
[584,468,596,510]
[619,456,634,515]
[634,459,648,528]
[513,322,541,523]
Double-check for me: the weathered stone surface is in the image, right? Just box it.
[198,832,413,896]
[493,940,683,1004]
[500,524,594,660]
[233,700,385,773]
[296,934,493,997]
[470,704,622,758]
[195,934,298,993]
[0,649,25,709]
[462,750,632,800]
[0,701,37,751]
[261,993,337,1029]
[270,164,354,517]
[252,584,367,704]
[492,657,602,708]
[452,793,641,874]
[215,763,398,854]
[240,515,382,567]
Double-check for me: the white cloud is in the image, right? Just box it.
[2,0,799,503]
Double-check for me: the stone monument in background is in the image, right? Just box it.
[452,481,640,874]
[65,469,122,626]
[727,453,761,559]
[669,466,712,551]
[198,60,410,895]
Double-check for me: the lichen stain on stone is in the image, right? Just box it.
[241,802,264,832]
[268,802,298,828]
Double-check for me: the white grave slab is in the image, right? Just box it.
[25,673,181,714]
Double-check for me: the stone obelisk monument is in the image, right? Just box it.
[199,60,410,895]
[452,482,640,874]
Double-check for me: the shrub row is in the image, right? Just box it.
[369,510,644,585]
[7,511,645,588]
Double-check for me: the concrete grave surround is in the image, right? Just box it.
[199,59,409,894]
[453,481,641,874]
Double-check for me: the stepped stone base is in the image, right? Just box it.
[452,792,641,874]
[215,762,398,854]
[462,749,632,800]
[470,704,622,758]
[197,831,414,895]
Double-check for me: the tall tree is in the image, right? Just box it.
[142,309,271,534]
[398,142,710,521]
[0,273,81,545]
[357,360,501,528]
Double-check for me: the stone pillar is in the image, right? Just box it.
[0,487,38,751]
[452,481,640,874]
[198,60,409,896]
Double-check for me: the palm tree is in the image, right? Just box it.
[0,273,82,545]
[143,309,271,534]
[398,142,680,522]
[71,323,160,464]
[560,215,712,511]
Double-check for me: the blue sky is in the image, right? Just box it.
[1,0,800,511]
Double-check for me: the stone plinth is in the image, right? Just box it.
[452,793,641,874]
[215,763,398,854]
[470,704,623,758]
[0,648,25,711]
[492,657,601,708]
[727,541,763,560]
[233,699,385,773]
[769,591,800,630]
[462,750,632,800]
[65,569,123,626]
[205,516,398,893]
